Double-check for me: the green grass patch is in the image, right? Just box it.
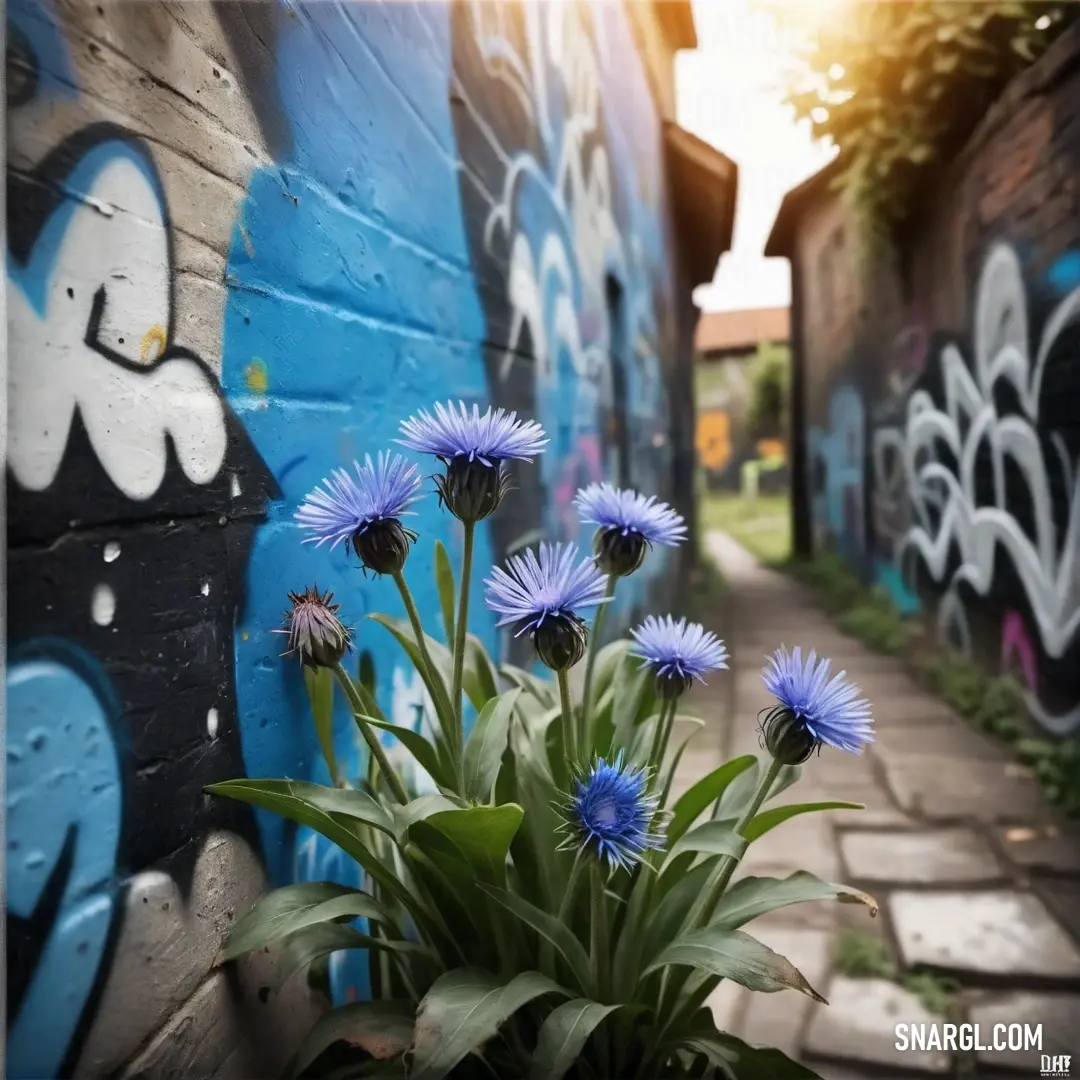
[699,492,791,564]
[834,931,959,1016]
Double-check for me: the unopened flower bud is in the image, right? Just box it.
[655,671,695,702]
[534,614,588,672]
[436,457,512,522]
[276,586,352,669]
[760,705,818,766]
[351,519,416,576]
[594,527,648,577]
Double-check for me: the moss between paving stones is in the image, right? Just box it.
[776,552,1080,818]
[833,929,961,1018]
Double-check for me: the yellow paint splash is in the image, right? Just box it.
[245,359,269,393]
[140,325,167,364]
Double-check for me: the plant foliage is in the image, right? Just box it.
[771,2,1079,247]
[209,421,880,1080]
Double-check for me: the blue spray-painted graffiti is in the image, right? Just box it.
[8,0,686,1065]
[219,0,504,1003]
[808,383,866,565]
[6,647,123,1080]
[450,0,677,632]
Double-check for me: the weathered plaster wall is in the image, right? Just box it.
[4,1,690,1074]
[795,23,1080,736]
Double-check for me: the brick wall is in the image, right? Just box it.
[793,22,1080,739]
[4,1,693,1073]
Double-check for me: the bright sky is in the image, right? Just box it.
[676,0,837,313]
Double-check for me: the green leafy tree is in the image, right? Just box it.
[747,341,790,438]
[769,2,1078,249]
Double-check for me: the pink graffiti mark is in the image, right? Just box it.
[553,435,603,539]
[1001,609,1039,694]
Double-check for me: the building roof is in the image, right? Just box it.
[763,158,843,259]
[664,123,739,288]
[694,306,790,355]
[654,1,697,50]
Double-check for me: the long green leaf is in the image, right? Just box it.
[589,639,631,710]
[369,613,455,729]
[664,821,747,868]
[530,1000,620,1080]
[364,717,453,790]
[279,923,429,985]
[641,860,715,956]
[642,927,827,1002]
[612,655,652,749]
[205,780,408,908]
[467,635,500,704]
[668,756,757,844]
[500,663,556,706]
[304,666,338,785]
[207,778,395,836]
[434,540,456,646]
[681,1031,823,1079]
[713,871,878,931]
[409,969,568,1080]
[742,800,864,842]
[285,1000,414,1079]
[221,883,395,963]
[463,688,521,803]
[479,885,595,997]
[415,805,523,887]
[393,794,461,835]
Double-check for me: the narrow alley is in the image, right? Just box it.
[685,530,1080,1078]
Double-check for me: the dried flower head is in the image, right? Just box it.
[274,586,352,669]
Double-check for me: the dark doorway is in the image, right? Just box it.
[606,276,631,487]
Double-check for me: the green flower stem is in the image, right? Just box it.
[333,663,409,805]
[557,667,578,769]
[696,756,784,927]
[650,755,785,1060]
[392,569,456,742]
[646,696,676,779]
[581,573,616,742]
[590,861,612,1076]
[451,520,475,756]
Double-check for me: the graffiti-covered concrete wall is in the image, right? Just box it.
[779,22,1080,737]
[5,0,704,1073]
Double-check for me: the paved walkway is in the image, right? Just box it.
[678,531,1080,1079]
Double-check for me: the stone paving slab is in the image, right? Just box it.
[804,977,951,1074]
[996,824,1080,874]
[878,751,1051,824]
[874,721,1010,761]
[1035,878,1080,943]
[889,889,1080,981]
[840,828,1006,886]
[968,990,1080,1073]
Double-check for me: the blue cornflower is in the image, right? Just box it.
[399,401,548,522]
[630,615,729,700]
[760,646,874,764]
[483,542,610,670]
[295,452,422,574]
[574,483,687,576]
[558,753,668,872]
